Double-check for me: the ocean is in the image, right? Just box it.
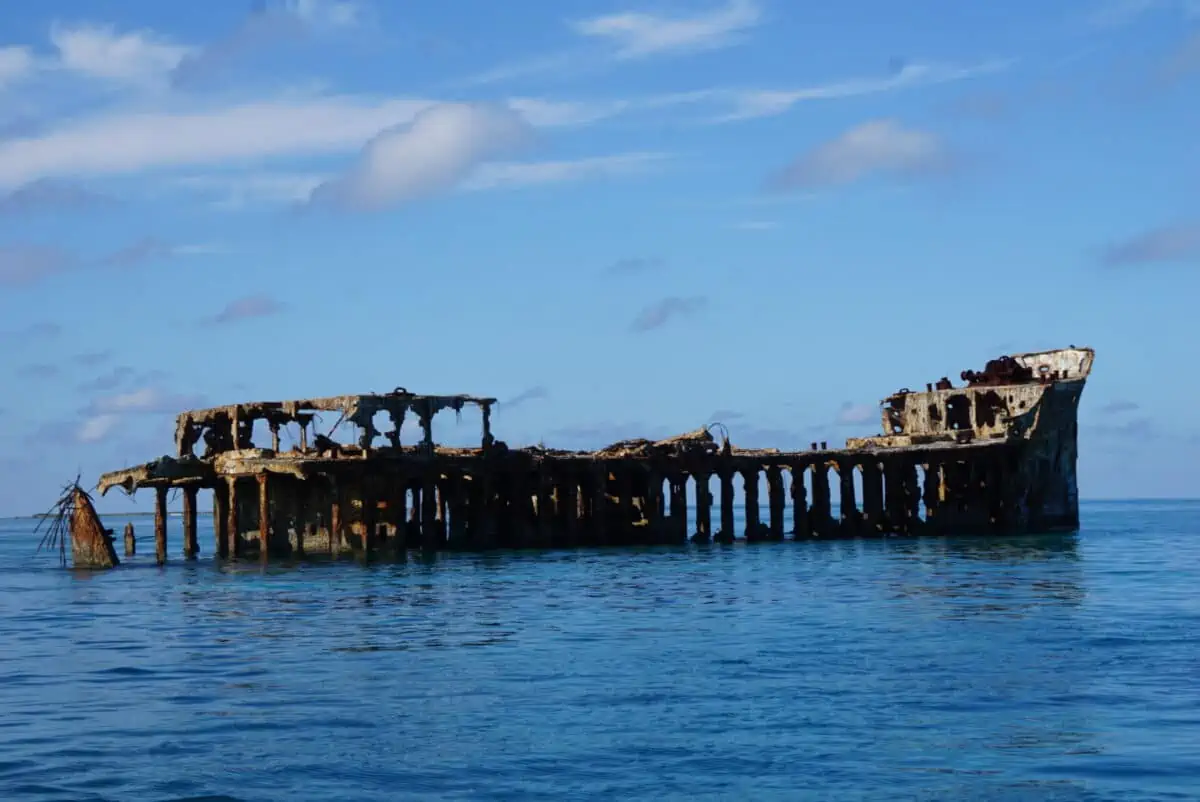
[1,500,1197,801]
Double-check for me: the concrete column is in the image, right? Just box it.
[563,474,579,546]
[743,468,761,541]
[212,484,228,557]
[591,465,609,545]
[766,466,785,540]
[838,461,858,537]
[718,469,735,543]
[361,476,375,558]
[791,464,809,538]
[861,461,884,535]
[182,486,198,558]
[154,486,167,565]
[421,472,440,550]
[810,463,831,537]
[693,471,711,542]
[123,522,136,556]
[226,477,240,558]
[669,474,688,543]
[329,477,342,557]
[257,473,270,564]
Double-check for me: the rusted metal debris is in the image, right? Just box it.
[69,347,1094,568]
[41,482,119,569]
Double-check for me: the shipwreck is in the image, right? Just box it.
[69,346,1094,568]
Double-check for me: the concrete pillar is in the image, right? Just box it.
[361,476,375,558]
[766,466,785,540]
[693,472,711,542]
[810,463,832,537]
[791,464,809,538]
[329,477,342,557]
[154,486,167,565]
[421,472,440,550]
[213,483,229,558]
[536,465,554,548]
[837,461,858,537]
[742,468,761,541]
[563,474,580,546]
[182,486,199,558]
[923,462,941,527]
[669,474,687,543]
[257,473,270,564]
[448,473,468,548]
[227,477,241,558]
[591,465,609,545]
[861,461,884,534]
[123,521,136,556]
[718,469,735,544]
[883,459,905,534]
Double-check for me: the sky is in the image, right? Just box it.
[0,0,1198,516]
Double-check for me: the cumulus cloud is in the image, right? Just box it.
[0,178,113,214]
[0,46,34,88]
[768,119,954,190]
[1100,221,1200,266]
[630,296,708,332]
[76,386,206,445]
[0,245,74,286]
[203,295,284,325]
[572,0,761,59]
[49,22,192,85]
[308,102,534,211]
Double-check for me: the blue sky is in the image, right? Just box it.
[1,0,1198,516]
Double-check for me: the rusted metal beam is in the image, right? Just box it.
[182,486,198,559]
[154,486,167,565]
[257,473,270,564]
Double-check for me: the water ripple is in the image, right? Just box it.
[0,503,1198,800]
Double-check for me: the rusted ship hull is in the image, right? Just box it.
[79,346,1093,566]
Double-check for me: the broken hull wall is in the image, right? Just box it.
[1006,379,1085,532]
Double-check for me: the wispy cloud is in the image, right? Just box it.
[16,363,60,380]
[572,0,761,59]
[503,386,550,409]
[204,295,284,325]
[631,296,708,332]
[463,152,667,191]
[174,171,328,208]
[0,245,74,286]
[835,402,877,426]
[76,386,207,445]
[713,60,1010,122]
[309,102,533,211]
[1098,400,1140,414]
[0,322,61,344]
[0,178,113,215]
[768,119,955,191]
[606,256,666,275]
[1100,221,1200,266]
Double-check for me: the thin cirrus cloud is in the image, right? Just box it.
[463,151,667,192]
[0,178,114,214]
[767,119,955,191]
[203,295,285,325]
[1099,221,1200,266]
[630,296,708,332]
[0,46,34,88]
[571,0,762,59]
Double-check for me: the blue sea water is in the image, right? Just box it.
[0,501,1198,801]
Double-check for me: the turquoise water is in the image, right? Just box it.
[1,501,1198,801]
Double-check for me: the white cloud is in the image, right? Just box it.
[573,0,761,59]
[715,60,1010,121]
[0,46,34,88]
[0,94,632,189]
[287,0,361,28]
[49,22,192,85]
[175,172,329,208]
[464,152,667,191]
[0,96,434,188]
[77,414,120,443]
[835,403,877,426]
[309,102,534,211]
[770,119,952,190]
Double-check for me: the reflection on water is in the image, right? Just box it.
[0,503,1198,800]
